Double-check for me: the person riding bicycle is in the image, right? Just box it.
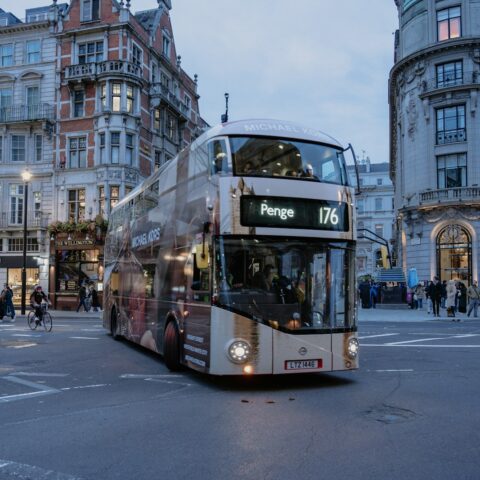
[30,285,49,324]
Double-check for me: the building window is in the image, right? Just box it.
[81,0,100,22]
[27,12,48,22]
[0,44,13,67]
[98,186,105,215]
[375,224,384,239]
[100,83,107,110]
[110,186,119,211]
[33,191,41,221]
[99,133,105,164]
[125,134,134,165]
[11,135,26,162]
[112,82,121,112]
[35,135,43,162]
[437,224,471,283]
[162,34,171,57]
[0,136,3,162]
[9,184,24,225]
[69,136,87,168]
[111,132,120,164]
[0,88,12,110]
[26,40,41,64]
[436,105,465,144]
[73,90,85,118]
[437,153,467,189]
[78,41,103,64]
[154,109,161,131]
[131,44,142,66]
[436,61,463,88]
[437,7,461,41]
[375,198,383,212]
[376,178,383,186]
[68,189,86,222]
[403,0,420,11]
[126,84,134,113]
[357,199,365,214]
[160,72,170,90]
[154,150,161,171]
[166,114,177,142]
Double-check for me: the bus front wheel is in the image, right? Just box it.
[164,321,181,371]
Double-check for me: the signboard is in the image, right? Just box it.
[240,196,349,231]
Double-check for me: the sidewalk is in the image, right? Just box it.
[359,305,479,323]
[1,309,102,323]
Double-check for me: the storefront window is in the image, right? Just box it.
[56,248,100,292]
[7,268,39,305]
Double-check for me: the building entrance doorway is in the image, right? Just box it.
[436,224,471,283]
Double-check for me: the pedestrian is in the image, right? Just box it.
[457,282,467,314]
[1,284,15,321]
[427,276,442,317]
[370,281,378,309]
[446,280,458,320]
[466,280,480,318]
[89,283,101,312]
[77,283,88,312]
[441,280,447,309]
[414,282,425,309]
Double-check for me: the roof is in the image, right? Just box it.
[194,119,344,148]
[375,267,406,283]
[135,8,163,32]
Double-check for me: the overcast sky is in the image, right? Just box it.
[10,0,399,162]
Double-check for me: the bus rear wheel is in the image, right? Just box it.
[164,321,181,371]
[110,308,121,341]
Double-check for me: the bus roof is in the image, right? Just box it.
[194,119,344,149]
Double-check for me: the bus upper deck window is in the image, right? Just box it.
[209,139,229,175]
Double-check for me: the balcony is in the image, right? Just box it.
[420,71,480,97]
[0,104,55,124]
[0,212,49,230]
[150,83,190,120]
[436,128,466,145]
[419,186,480,206]
[63,60,144,83]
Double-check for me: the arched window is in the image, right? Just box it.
[436,224,471,283]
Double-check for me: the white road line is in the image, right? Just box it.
[386,336,447,345]
[120,373,184,379]
[61,384,107,391]
[362,344,480,348]
[69,336,100,340]
[7,343,37,349]
[375,369,414,372]
[13,372,69,377]
[0,459,83,479]
[0,375,59,403]
[359,333,399,340]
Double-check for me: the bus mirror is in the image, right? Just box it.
[195,245,209,269]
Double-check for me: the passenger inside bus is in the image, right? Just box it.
[252,264,276,291]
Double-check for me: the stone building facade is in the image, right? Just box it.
[0,0,206,309]
[389,0,480,284]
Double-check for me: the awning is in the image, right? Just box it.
[375,267,406,283]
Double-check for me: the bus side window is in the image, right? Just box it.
[191,253,210,302]
[209,139,228,175]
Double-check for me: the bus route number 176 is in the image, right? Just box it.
[318,207,339,226]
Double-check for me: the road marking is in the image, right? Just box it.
[0,459,83,479]
[362,344,480,348]
[14,372,69,377]
[359,333,399,339]
[61,384,107,391]
[0,376,59,403]
[7,343,37,349]
[69,336,100,340]
[120,373,184,379]
[386,336,447,345]
[375,369,414,372]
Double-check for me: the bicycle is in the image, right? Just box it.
[27,302,52,332]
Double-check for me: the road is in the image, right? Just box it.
[1,313,479,480]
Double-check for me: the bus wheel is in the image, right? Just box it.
[111,308,121,341]
[164,321,181,371]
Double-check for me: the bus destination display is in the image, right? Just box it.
[240,196,349,231]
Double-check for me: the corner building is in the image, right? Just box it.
[390,0,480,284]
[51,0,205,309]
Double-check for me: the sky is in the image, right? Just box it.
[8,0,399,163]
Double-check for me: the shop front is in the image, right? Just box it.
[50,233,104,311]
[0,256,41,306]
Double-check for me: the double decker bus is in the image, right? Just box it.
[103,119,359,375]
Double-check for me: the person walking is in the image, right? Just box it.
[457,282,467,314]
[89,283,101,312]
[369,281,378,309]
[446,280,458,320]
[76,284,89,312]
[427,277,442,317]
[466,280,480,318]
[441,280,447,309]
[1,284,15,321]
[414,282,425,309]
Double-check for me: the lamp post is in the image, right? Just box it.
[21,170,32,315]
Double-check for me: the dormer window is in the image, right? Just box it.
[81,0,100,22]
[162,31,171,57]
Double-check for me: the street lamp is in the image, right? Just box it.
[21,170,32,315]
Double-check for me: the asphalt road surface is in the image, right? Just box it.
[1,314,479,480]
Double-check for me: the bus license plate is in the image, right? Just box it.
[284,359,322,370]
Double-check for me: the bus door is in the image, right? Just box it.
[182,239,212,372]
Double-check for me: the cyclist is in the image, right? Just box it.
[30,285,49,324]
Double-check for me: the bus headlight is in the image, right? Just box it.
[227,340,251,364]
[347,338,359,359]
